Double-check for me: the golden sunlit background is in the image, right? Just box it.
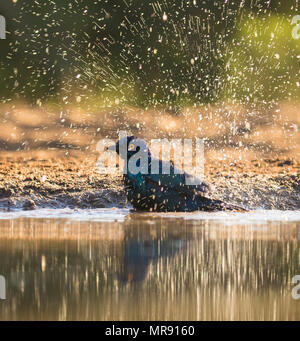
[0,0,299,163]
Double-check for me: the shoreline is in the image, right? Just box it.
[0,152,299,212]
[1,103,299,212]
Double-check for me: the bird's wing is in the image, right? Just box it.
[146,159,210,196]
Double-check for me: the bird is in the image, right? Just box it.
[108,136,246,212]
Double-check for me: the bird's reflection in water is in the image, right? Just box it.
[118,237,186,284]
[117,213,188,284]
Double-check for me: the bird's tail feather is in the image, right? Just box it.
[199,197,247,212]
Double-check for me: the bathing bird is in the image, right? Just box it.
[108,136,245,212]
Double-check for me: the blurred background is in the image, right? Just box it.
[0,0,299,160]
[0,0,299,108]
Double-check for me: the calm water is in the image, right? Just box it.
[0,209,300,321]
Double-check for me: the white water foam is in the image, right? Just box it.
[0,208,130,222]
[157,210,300,225]
[0,208,300,224]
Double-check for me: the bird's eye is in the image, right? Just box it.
[128,143,135,151]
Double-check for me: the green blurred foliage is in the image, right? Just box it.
[223,13,300,105]
[0,0,299,108]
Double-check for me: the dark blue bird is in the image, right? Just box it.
[108,136,245,212]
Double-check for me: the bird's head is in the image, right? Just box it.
[108,135,150,160]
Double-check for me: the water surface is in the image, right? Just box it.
[0,209,299,321]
